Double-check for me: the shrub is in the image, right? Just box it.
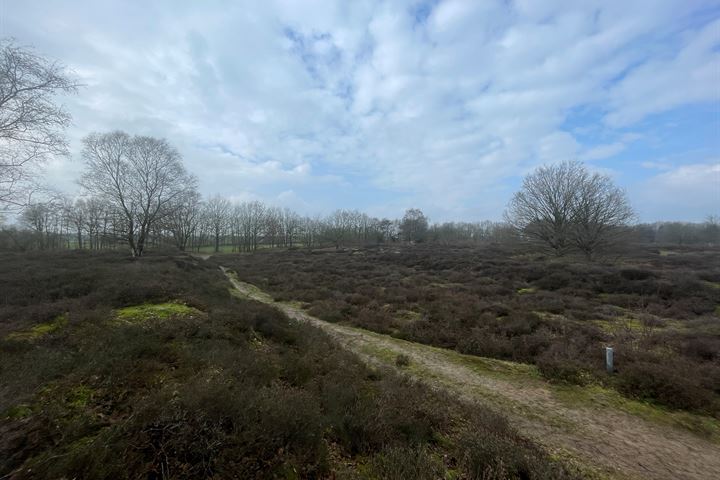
[616,361,717,414]
[395,354,411,367]
[368,446,444,480]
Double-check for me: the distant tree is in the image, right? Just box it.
[20,198,63,249]
[506,161,633,259]
[299,215,322,249]
[704,215,720,244]
[233,201,266,252]
[571,172,634,259]
[377,218,397,243]
[505,162,583,255]
[656,222,700,245]
[281,207,301,248]
[0,39,78,209]
[80,131,196,256]
[204,195,231,252]
[400,208,428,243]
[166,190,202,251]
[325,209,353,249]
[65,198,86,249]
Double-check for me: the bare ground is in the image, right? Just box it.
[221,266,720,480]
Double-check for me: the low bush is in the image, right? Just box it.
[0,250,578,478]
[218,244,720,416]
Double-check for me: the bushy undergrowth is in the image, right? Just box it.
[218,244,720,416]
[0,250,575,479]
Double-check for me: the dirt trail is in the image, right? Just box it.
[221,267,720,480]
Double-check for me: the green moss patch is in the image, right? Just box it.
[6,313,68,341]
[554,384,720,443]
[115,302,200,322]
[517,287,536,294]
[3,404,33,420]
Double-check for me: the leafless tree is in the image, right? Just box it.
[65,198,86,249]
[299,214,322,249]
[505,161,583,255]
[400,208,428,243]
[505,161,633,258]
[265,206,282,248]
[282,207,301,248]
[0,39,78,209]
[80,131,196,256]
[166,189,202,251]
[572,172,634,259]
[324,209,353,249]
[204,195,231,252]
[20,198,65,249]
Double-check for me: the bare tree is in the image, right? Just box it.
[324,209,352,249]
[505,162,583,255]
[400,208,428,243]
[572,172,634,259]
[282,207,301,248]
[20,198,64,249]
[0,39,78,209]
[204,195,230,252]
[505,161,633,258]
[65,198,85,249]
[166,189,202,251]
[80,131,195,256]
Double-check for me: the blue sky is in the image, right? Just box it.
[2,0,718,222]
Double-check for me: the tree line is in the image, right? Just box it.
[1,39,717,258]
[0,188,475,252]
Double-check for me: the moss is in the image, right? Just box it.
[354,324,720,443]
[66,385,95,409]
[395,309,423,323]
[517,287,536,294]
[592,317,642,333]
[554,384,720,443]
[428,282,465,289]
[115,301,200,322]
[433,346,542,380]
[6,313,68,341]
[4,404,33,420]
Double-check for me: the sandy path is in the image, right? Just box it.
[222,267,720,480]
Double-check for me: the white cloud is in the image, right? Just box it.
[641,161,673,170]
[633,162,720,221]
[3,0,718,221]
[605,18,720,127]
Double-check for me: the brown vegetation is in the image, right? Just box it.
[218,244,720,416]
[0,250,576,479]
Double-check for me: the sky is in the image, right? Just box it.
[1,0,718,222]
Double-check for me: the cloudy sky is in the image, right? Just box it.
[2,0,719,221]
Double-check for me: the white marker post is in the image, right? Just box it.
[605,346,614,374]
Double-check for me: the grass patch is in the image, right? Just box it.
[115,302,200,322]
[517,287,537,294]
[3,404,32,420]
[554,384,720,443]
[5,313,68,341]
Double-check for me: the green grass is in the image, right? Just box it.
[5,313,68,341]
[347,321,720,444]
[554,384,720,443]
[517,287,537,294]
[115,302,200,322]
[3,404,32,420]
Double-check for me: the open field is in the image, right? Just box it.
[1,250,579,479]
[217,244,720,419]
[223,267,720,479]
